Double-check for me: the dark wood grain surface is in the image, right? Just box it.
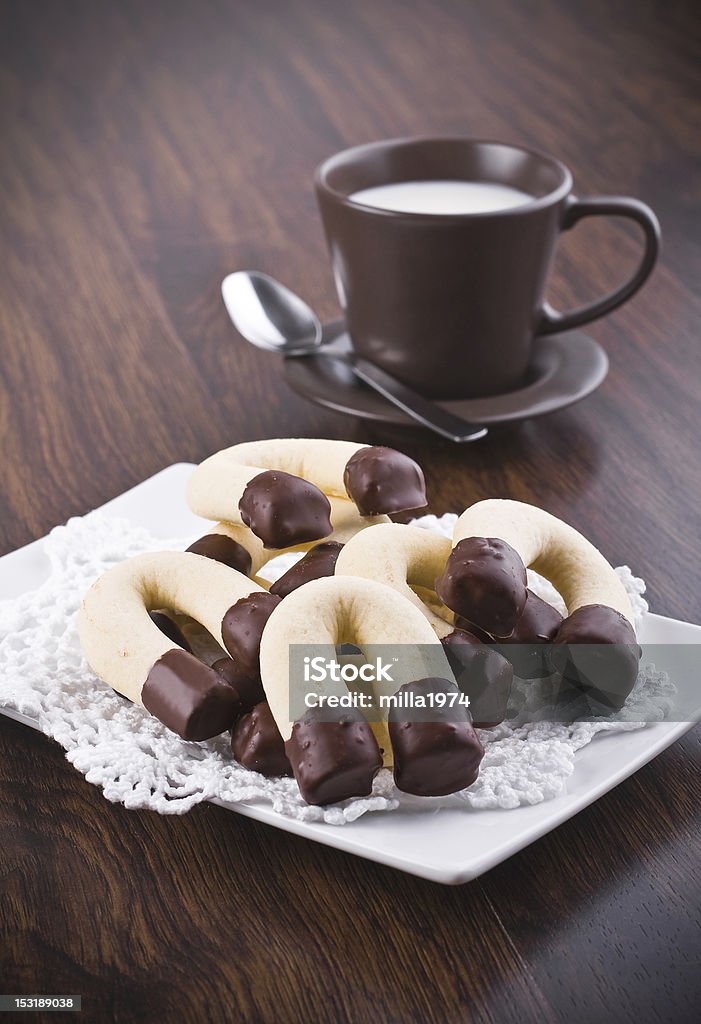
[1,1,699,1021]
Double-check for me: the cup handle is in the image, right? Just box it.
[538,195,660,335]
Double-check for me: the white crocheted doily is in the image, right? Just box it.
[0,511,674,826]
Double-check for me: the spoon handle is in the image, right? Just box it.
[324,355,488,443]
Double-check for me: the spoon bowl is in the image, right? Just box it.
[222,271,322,355]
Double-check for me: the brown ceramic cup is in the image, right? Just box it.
[314,137,660,400]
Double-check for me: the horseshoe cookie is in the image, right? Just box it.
[78,551,278,740]
[186,439,427,549]
[445,499,633,626]
[436,499,639,708]
[259,575,483,804]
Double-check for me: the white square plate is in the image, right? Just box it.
[0,464,698,884]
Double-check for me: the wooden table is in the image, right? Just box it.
[1,2,699,1021]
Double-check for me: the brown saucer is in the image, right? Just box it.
[284,320,608,427]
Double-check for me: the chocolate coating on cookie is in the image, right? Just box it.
[441,631,513,728]
[149,611,192,654]
[212,656,265,709]
[231,702,292,777]
[269,542,343,599]
[187,534,252,576]
[512,590,563,643]
[239,470,333,549]
[496,589,563,679]
[220,592,282,677]
[555,603,638,647]
[285,707,382,805]
[343,446,427,516]
[435,536,528,639]
[388,678,484,796]
[454,617,492,644]
[142,649,242,740]
[550,604,640,710]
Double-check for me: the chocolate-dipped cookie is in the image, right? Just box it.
[343,445,427,515]
[435,536,528,639]
[187,533,252,575]
[388,678,484,796]
[232,702,292,777]
[269,542,343,599]
[549,604,640,710]
[220,592,282,677]
[258,574,463,802]
[441,630,513,727]
[239,470,333,549]
[495,589,563,679]
[78,550,270,740]
[212,656,265,709]
[142,649,243,740]
[285,707,382,805]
